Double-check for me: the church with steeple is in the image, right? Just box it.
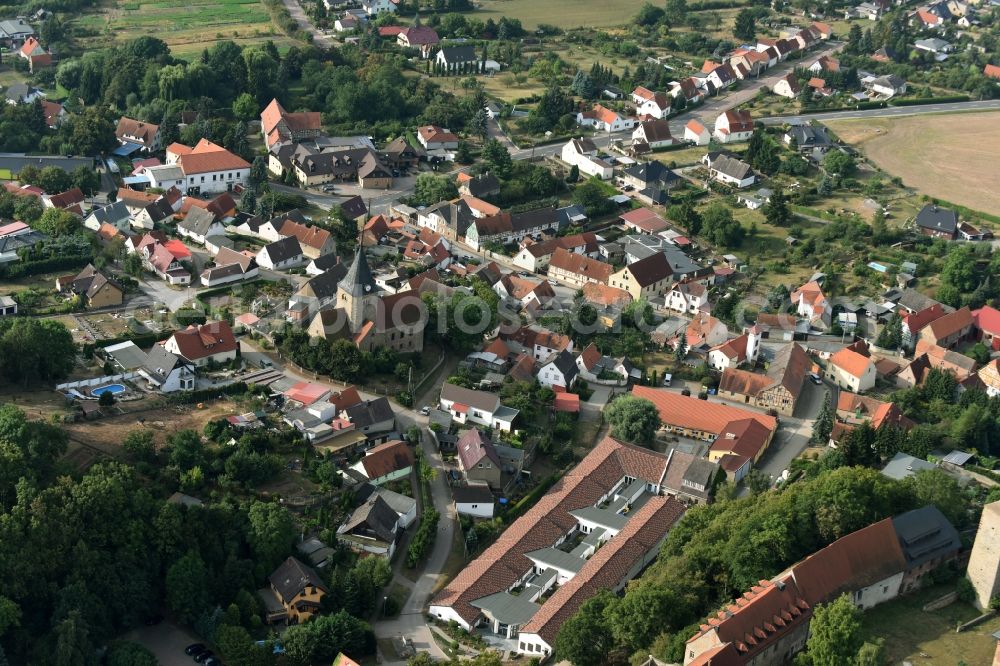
[306,247,425,353]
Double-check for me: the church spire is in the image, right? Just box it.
[338,246,375,297]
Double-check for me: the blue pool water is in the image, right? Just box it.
[91,384,126,397]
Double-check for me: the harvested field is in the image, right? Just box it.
[824,112,1000,214]
[476,0,651,28]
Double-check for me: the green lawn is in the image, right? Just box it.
[861,584,1000,665]
[72,0,294,61]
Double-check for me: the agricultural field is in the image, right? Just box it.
[73,0,293,60]
[824,112,1000,216]
[475,0,652,29]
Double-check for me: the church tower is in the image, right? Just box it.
[337,247,376,334]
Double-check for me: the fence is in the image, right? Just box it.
[56,372,140,391]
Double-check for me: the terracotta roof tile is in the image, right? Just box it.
[632,386,777,434]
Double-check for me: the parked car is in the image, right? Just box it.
[809,372,822,385]
[419,405,430,416]
[185,645,206,657]
[194,650,214,663]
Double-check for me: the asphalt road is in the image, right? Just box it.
[758,98,1000,125]
[280,0,333,48]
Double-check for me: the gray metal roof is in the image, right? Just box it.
[470,591,541,626]
[881,452,937,480]
[525,546,586,573]
[568,505,630,531]
[941,450,973,466]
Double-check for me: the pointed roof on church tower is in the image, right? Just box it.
[339,247,375,297]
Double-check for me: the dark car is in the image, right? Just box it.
[194,650,214,663]
[185,644,206,656]
[203,658,221,666]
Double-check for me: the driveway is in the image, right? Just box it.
[280,0,332,48]
[123,622,201,666]
[136,277,195,313]
[753,378,831,482]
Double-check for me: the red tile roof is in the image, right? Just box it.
[708,417,773,464]
[168,321,237,361]
[830,347,873,379]
[974,305,1000,336]
[632,386,777,434]
[329,386,362,414]
[620,207,668,233]
[985,64,1000,81]
[360,440,414,479]
[924,306,973,342]
[549,248,613,283]
[553,392,580,413]
[432,437,684,625]
[581,282,632,307]
[788,518,906,606]
[903,303,946,335]
[521,495,685,643]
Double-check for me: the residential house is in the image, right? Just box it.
[561,137,613,180]
[512,232,599,273]
[417,125,459,151]
[453,484,495,519]
[973,305,1000,351]
[200,246,259,288]
[670,77,705,105]
[260,98,322,148]
[279,219,336,259]
[633,384,776,443]
[439,383,519,432]
[620,208,669,235]
[360,0,396,14]
[397,26,440,57]
[176,206,224,245]
[868,74,908,98]
[713,109,755,144]
[464,207,560,250]
[43,187,85,217]
[18,36,51,72]
[547,247,613,287]
[919,306,973,349]
[707,417,775,481]
[915,37,952,56]
[501,326,574,362]
[914,204,959,239]
[258,557,328,624]
[336,495,401,558]
[827,343,877,392]
[665,280,708,315]
[4,83,44,105]
[495,274,556,311]
[901,303,946,349]
[257,236,305,270]
[0,296,16,316]
[537,350,579,389]
[456,429,502,488]
[684,120,711,146]
[773,72,801,98]
[351,440,414,486]
[115,117,161,153]
[40,100,65,128]
[458,172,501,199]
[620,160,682,193]
[979,359,1000,397]
[135,344,195,393]
[576,104,638,132]
[383,136,421,170]
[344,397,397,436]
[636,91,672,120]
[708,330,759,371]
[290,145,392,189]
[0,18,34,47]
[167,138,251,195]
[703,153,756,188]
[985,64,1000,81]
[754,313,800,341]
[142,239,191,285]
[791,280,831,326]
[609,252,674,301]
[163,321,238,367]
[57,264,124,309]
[784,125,833,152]
[436,45,478,70]
[686,313,729,351]
[632,119,675,149]
[717,342,810,416]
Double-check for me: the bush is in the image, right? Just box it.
[406,508,440,568]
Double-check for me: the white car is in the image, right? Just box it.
[419,406,430,416]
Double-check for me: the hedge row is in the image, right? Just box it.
[85,329,174,357]
[0,255,92,279]
[406,507,440,568]
[167,381,250,404]
[888,95,970,107]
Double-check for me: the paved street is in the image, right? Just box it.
[759,98,1000,125]
[280,0,333,48]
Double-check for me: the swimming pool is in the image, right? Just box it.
[91,384,127,397]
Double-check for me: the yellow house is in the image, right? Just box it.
[608,252,673,301]
[258,556,328,624]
